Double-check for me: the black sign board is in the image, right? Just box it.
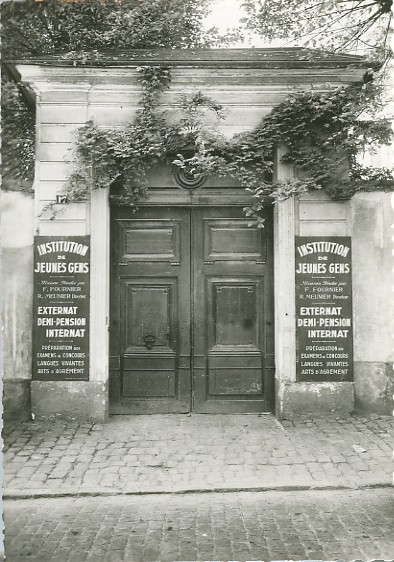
[33,236,90,380]
[295,236,353,382]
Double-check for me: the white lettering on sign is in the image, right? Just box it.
[312,286,344,292]
[296,241,350,257]
[316,369,347,375]
[56,317,86,326]
[55,369,85,374]
[37,361,59,366]
[328,263,350,273]
[318,318,351,327]
[307,329,349,338]
[296,263,327,274]
[38,307,78,314]
[34,262,89,273]
[300,307,342,315]
[37,241,88,256]
[45,328,86,337]
[61,361,85,366]
[300,362,323,367]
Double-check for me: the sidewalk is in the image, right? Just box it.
[3,413,393,498]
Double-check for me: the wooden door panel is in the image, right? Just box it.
[208,355,262,395]
[109,207,190,414]
[122,282,174,353]
[203,218,267,263]
[118,219,181,263]
[206,278,264,399]
[120,279,177,399]
[110,205,274,414]
[210,280,260,348]
[193,207,274,413]
[122,367,176,397]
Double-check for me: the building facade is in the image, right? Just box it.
[3,49,393,422]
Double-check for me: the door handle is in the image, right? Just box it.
[143,332,156,350]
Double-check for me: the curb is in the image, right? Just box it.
[4,482,392,500]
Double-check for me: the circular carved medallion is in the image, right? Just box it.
[173,165,206,190]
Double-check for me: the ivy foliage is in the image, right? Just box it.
[67,66,172,206]
[1,76,35,181]
[64,65,393,223]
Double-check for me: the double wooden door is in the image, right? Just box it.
[109,206,274,414]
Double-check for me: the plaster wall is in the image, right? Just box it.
[351,192,394,414]
[2,189,34,419]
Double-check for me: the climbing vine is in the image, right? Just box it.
[1,76,36,182]
[61,65,393,224]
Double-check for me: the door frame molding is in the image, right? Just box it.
[89,187,110,403]
[274,148,297,417]
[90,182,296,419]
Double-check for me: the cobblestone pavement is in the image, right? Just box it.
[3,414,393,497]
[4,489,394,561]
